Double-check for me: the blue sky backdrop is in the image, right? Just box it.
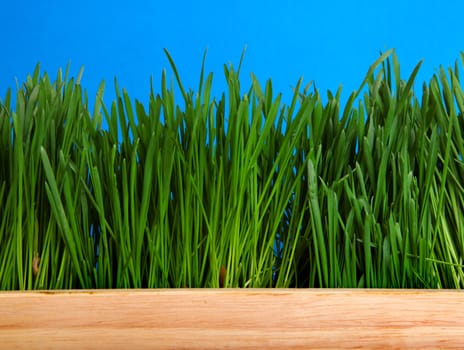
[1,0,463,111]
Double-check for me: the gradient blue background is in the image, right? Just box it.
[1,1,463,110]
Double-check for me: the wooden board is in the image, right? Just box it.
[1,289,463,349]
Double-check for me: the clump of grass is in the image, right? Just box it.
[1,49,464,289]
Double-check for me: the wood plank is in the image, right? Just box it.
[0,289,463,349]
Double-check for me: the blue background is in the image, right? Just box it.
[1,0,463,110]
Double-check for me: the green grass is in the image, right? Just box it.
[2,49,464,289]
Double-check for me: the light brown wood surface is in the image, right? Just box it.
[1,289,463,349]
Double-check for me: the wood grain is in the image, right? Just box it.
[0,289,463,349]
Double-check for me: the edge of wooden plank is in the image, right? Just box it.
[1,289,463,349]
